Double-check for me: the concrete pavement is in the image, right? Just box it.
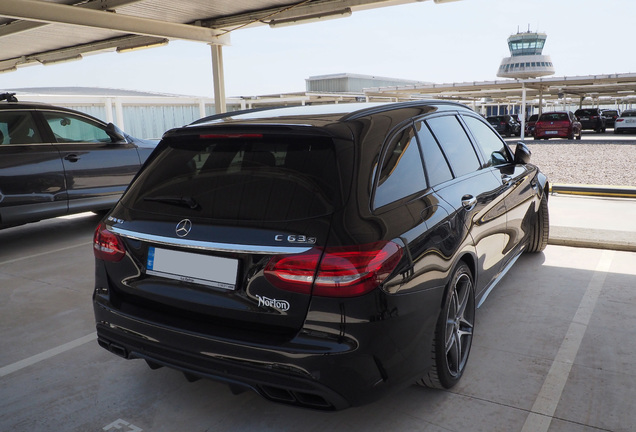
[548,192,636,252]
[0,196,635,432]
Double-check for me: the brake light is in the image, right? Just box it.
[264,241,403,297]
[199,133,263,139]
[93,222,126,262]
[616,118,624,123]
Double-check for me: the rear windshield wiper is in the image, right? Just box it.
[143,195,201,210]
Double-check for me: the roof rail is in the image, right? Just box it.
[189,106,283,125]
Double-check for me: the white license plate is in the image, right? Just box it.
[146,247,238,290]
[580,117,589,121]
[546,130,559,134]
[626,119,636,123]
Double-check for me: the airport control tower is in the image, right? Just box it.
[497,30,555,79]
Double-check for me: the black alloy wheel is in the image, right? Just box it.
[418,263,475,389]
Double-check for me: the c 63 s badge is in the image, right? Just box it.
[274,234,316,245]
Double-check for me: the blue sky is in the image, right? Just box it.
[1,0,635,97]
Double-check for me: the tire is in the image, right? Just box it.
[527,194,549,253]
[417,263,475,389]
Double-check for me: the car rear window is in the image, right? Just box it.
[576,109,597,116]
[121,133,341,222]
[539,113,569,121]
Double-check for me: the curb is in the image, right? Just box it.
[548,227,636,253]
[550,183,636,199]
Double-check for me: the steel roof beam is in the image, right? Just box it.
[0,0,228,43]
[0,0,146,38]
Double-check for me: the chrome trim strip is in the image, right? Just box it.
[477,248,524,308]
[110,226,312,255]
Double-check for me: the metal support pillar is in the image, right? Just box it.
[115,98,125,130]
[520,83,527,140]
[210,44,227,114]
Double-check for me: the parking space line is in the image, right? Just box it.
[0,242,91,267]
[521,250,615,432]
[0,332,97,378]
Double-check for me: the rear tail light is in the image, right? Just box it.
[93,222,126,262]
[264,241,403,297]
[616,118,624,123]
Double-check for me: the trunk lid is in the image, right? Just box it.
[103,128,348,339]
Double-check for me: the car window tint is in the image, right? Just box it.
[374,126,427,208]
[540,113,569,121]
[426,115,480,177]
[462,116,511,167]
[0,111,42,144]
[122,134,340,222]
[414,121,453,186]
[42,112,112,143]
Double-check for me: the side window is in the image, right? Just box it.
[42,112,113,143]
[414,121,453,186]
[462,115,511,167]
[0,111,42,144]
[426,115,481,177]
[373,126,427,208]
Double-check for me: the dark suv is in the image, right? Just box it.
[93,101,549,410]
[601,109,620,128]
[574,108,606,132]
[0,94,157,229]
[486,115,521,137]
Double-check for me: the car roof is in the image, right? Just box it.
[0,100,107,124]
[188,100,472,128]
[1,100,76,111]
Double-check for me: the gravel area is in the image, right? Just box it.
[516,138,636,187]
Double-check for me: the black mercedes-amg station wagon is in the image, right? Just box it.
[93,101,549,410]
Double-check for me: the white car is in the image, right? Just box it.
[614,110,636,134]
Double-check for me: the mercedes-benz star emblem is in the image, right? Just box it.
[175,219,192,238]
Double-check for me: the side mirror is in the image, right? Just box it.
[106,123,127,143]
[514,142,531,164]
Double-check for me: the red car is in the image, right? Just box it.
[534,111,582,140]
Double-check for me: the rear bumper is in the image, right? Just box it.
[95,319,350,410]
[535,129,569,138]
[615,125,636,133]
[93,288,441,410]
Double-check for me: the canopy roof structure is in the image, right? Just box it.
[365,73,636,113]
[2,1,635,115]
[1,0,444,112]
[0,0,429,72]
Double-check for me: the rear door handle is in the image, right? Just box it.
[64,154,80,163]
[461,195,477,211]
